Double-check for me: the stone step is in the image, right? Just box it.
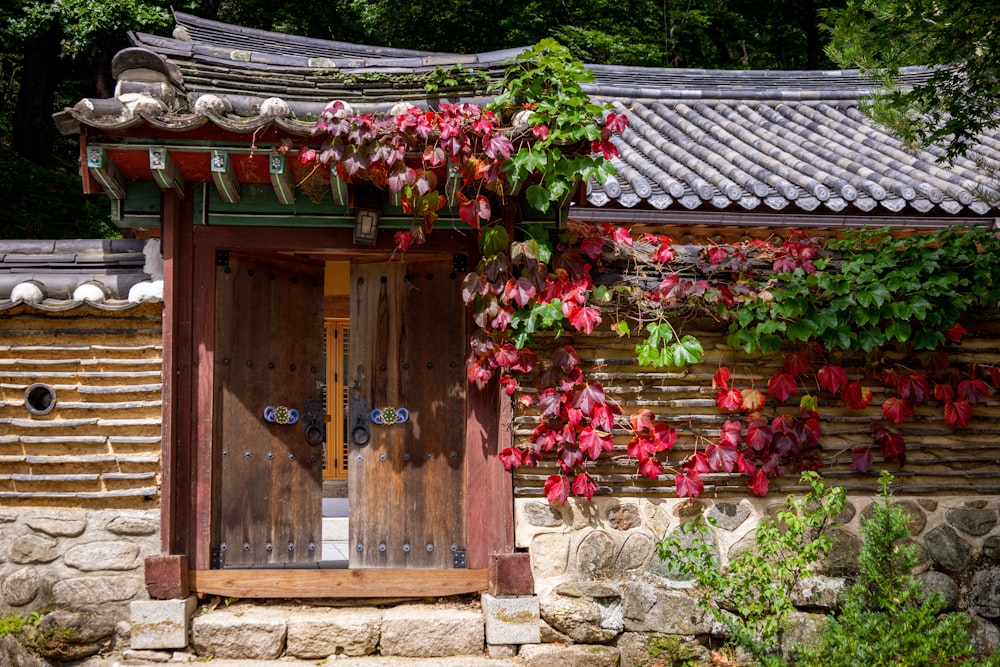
[182,603,489,662]
[122,653,522,666]
[322,515,348,541]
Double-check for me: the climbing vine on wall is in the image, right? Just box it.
[464,223,1000,501]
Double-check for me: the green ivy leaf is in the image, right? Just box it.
[525,184,552,212]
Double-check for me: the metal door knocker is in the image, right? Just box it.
[349,368,370,446]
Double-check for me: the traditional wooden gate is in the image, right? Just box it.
[348,259,467,568]
[214,253,325,567]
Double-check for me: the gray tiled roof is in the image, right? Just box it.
[0,240,162,309]
[53,10,1000,218]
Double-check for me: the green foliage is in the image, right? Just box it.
[646,634,703,666]
[488,39,617,213]
[424,65,491,94]
[0,613,28,637]
[797,471,997,667]
[657,472,846,664]
[728,226,1000,354]
[0,145,118,238]
[822,0,1000,160]
[7,0,173,57]
[636,322,705,368]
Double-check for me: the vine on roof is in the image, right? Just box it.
[302,39,625,250]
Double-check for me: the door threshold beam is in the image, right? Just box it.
[190,568,488,598]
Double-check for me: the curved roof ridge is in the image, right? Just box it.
[170,10,454,59]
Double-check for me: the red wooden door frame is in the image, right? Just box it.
[159,206,513,579]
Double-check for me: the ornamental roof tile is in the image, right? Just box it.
[53,10,1000,219]
[0,240,163,310]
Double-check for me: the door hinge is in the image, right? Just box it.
[453,254,468,274]
[216,250,230,267]
[453,549,467,569]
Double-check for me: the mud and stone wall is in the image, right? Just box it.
[0,509,159,617]
[516,494,1000,661]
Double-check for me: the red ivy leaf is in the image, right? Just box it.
[741,389,766,412]
[841,382,874,410]
[652,423,677,451]
[881,433,906,464]
[481,132,513,159]
[571,472,598,500]
[850,447,873,473]
[817,364,849,394]
[991,366,1000,388]
[511,348,537,373]
[882,397,913,424]
[604,111,629,133]
[638,456,664,479]
[713,367,731,391]
[458,194,490,229]
[945,399,973,428]
[627,436,656,460]
[630,408,656,433]
[689,451,712,473]
[945,323,967,342]
[573,381,607,416]
[897,373,929,403]
[467,358,492,384]
[746,423,773,451]
[706,246,728,265]
[675,469,704,498]
[934,383,956,402]
[748,469,770,496]
[503,276,537,308]
[543,474,571,504]
[553,346,580,373]
[719,420,743,447]
[651,240,675,263]
[767,373,798,403]
[493,344,519,368]
[958,378,991,405]
[706,443,738,473]
[499,447,523,470]
[538,388,563,418]
[772,414,795,434]
[783,352,811,377]
[737,453,756,475]
[591,403,617,432]
[717,388,743,412]
[565,303,602,334]
[394,230,413,251]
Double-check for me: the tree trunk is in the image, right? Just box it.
[13,27,61,167]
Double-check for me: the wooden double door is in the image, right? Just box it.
[214,253,466,569]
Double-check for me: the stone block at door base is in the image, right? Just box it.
[379,604,484,657]
[130,596,196,650]
[482,593,541,645]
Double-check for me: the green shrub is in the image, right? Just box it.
[797,471,998,667]
[657,471,845,666]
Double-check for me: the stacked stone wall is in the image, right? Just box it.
[517,495,1000,662]
[0,508,159,617]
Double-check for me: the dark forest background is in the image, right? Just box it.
[0,0,847,238]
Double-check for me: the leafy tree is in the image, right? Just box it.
[822,0,1000,159]
[4,0,175,165]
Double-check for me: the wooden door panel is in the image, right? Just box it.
[215,254,324,566]
[349,259,467,568]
